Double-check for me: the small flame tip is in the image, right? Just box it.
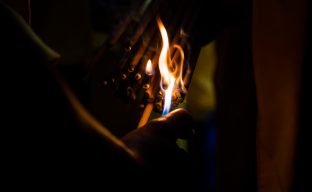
[145,59,153,76]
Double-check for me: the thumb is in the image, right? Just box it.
[148,108,194,139]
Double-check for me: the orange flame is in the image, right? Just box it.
[156,17,185,115]
[145,59,153,76]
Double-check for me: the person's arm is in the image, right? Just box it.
[122,109,194,191]
[1,2,194,190]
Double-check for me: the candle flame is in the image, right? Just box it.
[145,59,153,76]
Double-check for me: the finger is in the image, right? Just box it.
[149,108,194,139]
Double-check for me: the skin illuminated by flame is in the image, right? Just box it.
[145,59,153,76]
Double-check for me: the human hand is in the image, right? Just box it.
[122,108,194,190]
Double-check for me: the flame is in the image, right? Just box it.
[145,59,153,76]
[156,17,185,115]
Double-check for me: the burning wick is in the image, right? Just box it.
[156,17,185,116]
[143,59,152,91]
